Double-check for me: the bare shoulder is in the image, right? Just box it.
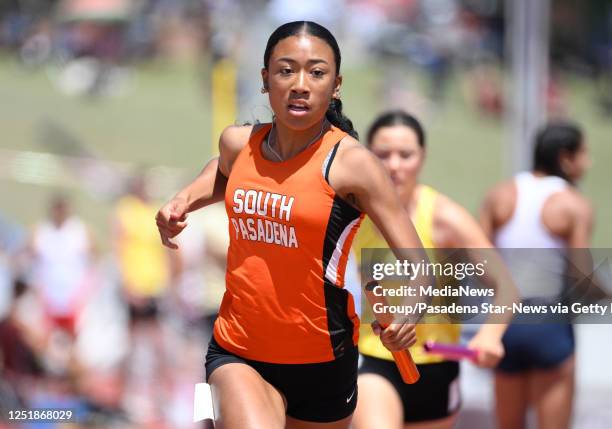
[218,124,259,176]
[558,187,593,219]
[334,135,379,172]
[219,124,254,153]
[484,179,515,205]
[435,192,471,226]
[433,192,482,242]
[477,178,516,234]
[327,135,389,208]
[483,179,515,214]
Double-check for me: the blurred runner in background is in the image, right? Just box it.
[353,110,508,429]
[481,122,593,429]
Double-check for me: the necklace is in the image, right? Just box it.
[266,120,328,162]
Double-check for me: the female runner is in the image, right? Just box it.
[156,22,426,429]
[352,110,509,429]
[480,122,593,429]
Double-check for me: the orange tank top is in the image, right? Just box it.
[214,123,364,364]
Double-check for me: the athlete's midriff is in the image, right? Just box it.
[214,124,363,364]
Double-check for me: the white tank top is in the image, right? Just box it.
[494,172,568,299]
[33,217,90,315]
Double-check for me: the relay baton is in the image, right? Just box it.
[365,281,420,384]
[423,341,479,361]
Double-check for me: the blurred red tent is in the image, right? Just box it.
[58,0,131,22]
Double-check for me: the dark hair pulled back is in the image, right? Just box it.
[366,110,425,147]
[263,21,358,139]
[533,121,583,182]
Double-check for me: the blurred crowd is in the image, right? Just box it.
[0,171,227,428]
[0,175,229,428]
[1,0,611,114]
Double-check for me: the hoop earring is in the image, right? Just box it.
[261,87,268,94]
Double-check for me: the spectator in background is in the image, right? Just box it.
[112,174,176,425]
[0,278,44,409]
[28,195,96,340]
[113,174,175,331]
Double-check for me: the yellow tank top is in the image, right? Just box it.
[116,195,169,297]
[354,185,461,364]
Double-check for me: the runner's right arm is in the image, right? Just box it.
[156,125,252,249]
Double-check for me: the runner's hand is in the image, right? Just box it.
[156,197,189,249]
[372,320,417,352]
[468,330,504,368]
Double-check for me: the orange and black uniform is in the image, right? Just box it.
[205,123,363,422]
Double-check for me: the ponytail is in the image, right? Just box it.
[326,98,359,140]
